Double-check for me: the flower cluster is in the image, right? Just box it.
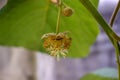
[41,31,71,60]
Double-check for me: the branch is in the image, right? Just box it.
[109,0,120,27]
[79,0,120,79]
[79,0,120,42]
[109,0,120,79]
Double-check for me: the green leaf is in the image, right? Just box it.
[90,0,99,8]
[81,68,118,80]
[0,0,99,57]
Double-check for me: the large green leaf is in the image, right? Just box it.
[0,0,99,57]
[81,68,118,80]
[90,0,99,8]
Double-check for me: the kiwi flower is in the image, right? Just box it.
[41,31,71,60]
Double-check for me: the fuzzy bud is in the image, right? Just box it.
[62,7,73,17]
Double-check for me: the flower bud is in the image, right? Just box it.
[50,0,59,4]
[62,7,73,17]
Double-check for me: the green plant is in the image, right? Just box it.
[79,0,120,80]
[0,0,99,57]
[0,0,120,80]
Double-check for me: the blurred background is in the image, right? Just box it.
[0,0,119,80]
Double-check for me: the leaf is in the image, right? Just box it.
[0,0,99,57]
[90,0,99,8]
[80,68,118,80]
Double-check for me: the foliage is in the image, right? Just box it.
[81,68,118,80]
[0,0,120,80]
[0,0,99,57]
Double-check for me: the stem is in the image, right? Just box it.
[62,2,68,8]
[56,0,62,34]
[109,0,120,79]
[79,0,120,42]
[79,0,120,79]
[109,0,120,27]
[113,40,120,80]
